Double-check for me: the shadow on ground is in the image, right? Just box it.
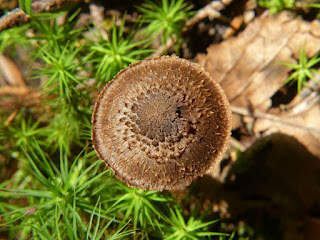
[194,133,320,240]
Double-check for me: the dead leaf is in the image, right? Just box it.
[196,11,320,158]
[196,11,320,112]
[0,54,25,86]
[253,100,320,159]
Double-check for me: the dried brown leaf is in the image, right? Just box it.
[196,11,320,158]
[196,11,320,111]
[0,54,25,86]
[254,100,320,158]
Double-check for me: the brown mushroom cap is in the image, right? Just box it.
[92,56,232,191]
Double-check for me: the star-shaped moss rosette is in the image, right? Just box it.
[92,56,232,191]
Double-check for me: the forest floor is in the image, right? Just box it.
[0,0,320,239]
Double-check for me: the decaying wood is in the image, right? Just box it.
[0,8,29,31]
[31,0,82,13]
[0,0,82,31]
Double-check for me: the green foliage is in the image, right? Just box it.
[26,12,92,154]
[31,11,83,46]
[163,205,228,240]
[0,25,29,54]
[36,41,83,103]
[19,0,32,15]
[257,0,295,14]
[7,117,45,149]
[86,202,135,240]
[87,17,153,85]
[0,144,113,239]
[0,123,4,151]
[105,182,171,233]
[31,12,85,103]
[138,0,193,52]
[41,106,82,153]
[280,46,320,93]
[308,3,320,8]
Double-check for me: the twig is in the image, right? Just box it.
[229,136,245,151]
[0,86,41,114]
[5,108,19,126]
[90,4,108,41]
[0,86,30,95]
[231,105,320,134]
[0,54,26,86]
[282,75,320,117]
[185,0,234,30]
[151,38,174,57]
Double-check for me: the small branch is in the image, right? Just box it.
[151,38,174,57]
[5,108,19,126]
[185,0,234,30]
[231,105,320,134]
[230,136,245,151]
[0,86,41,112]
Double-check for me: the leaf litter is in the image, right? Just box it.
[194,9,320,239]
[1,1,320,238]
[196,11,320,158]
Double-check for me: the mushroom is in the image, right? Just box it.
[92,56,232,191]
